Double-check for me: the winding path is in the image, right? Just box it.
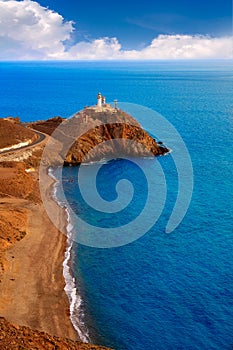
[0,129,47,156]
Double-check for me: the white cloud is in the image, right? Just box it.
[0,0,73,59]
[63,34,232,60]
[64,38,122,60]
[0,0,232,60]
[122,35,233,60]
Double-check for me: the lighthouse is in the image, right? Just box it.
[102,95,106,105]
[97,92,102,107]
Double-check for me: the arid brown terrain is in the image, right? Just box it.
[0,161,39,200]
[0,118,37,150]
[29,116,64,136]
[0,317,110,350]
[0,117,112,350]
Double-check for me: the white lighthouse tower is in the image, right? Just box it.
[97,92,102,108]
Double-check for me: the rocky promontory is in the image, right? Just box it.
[29,107,169,165]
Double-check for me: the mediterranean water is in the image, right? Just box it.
[0,61,232,349]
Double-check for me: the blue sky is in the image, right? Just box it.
[0,0,232,60]
[38,0,232,49]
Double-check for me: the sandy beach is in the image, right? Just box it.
[0,169,78,341]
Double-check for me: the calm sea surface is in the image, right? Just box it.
[1,61,232,349]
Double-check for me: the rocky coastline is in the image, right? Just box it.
[0,108,168,349]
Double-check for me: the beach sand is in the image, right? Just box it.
[0,170,78,341]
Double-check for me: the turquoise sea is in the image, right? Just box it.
[0,61,232,349]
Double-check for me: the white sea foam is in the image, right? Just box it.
[48,167,90,343]
[81,158,109,166]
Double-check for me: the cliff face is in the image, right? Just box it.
[65,122,168,164]
[64,108,168,164]
[29,108,169,165]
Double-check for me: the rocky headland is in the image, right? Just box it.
[29,107,169,165]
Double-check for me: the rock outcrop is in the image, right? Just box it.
[29,108,169,165]
[0,317,112,350]
[65,121,168,164]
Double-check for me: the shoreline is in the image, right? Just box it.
[48,167,90,343]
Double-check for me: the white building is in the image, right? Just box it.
[97,92,107,107]
[97,92,102,107]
